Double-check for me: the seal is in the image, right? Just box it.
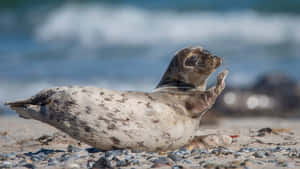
[5,47,228,151]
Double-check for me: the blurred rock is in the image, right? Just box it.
[214,73,300,117]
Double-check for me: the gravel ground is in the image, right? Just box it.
[0,116,300,169]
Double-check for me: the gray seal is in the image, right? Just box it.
[6,47,228,151]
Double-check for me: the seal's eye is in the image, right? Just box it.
[185,55,199,67]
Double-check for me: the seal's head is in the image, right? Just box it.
[156,47,222,91]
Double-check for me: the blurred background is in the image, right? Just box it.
[1,0,300,119]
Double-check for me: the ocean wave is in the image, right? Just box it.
[35,4,300,47]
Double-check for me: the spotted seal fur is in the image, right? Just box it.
[6,47,228,151]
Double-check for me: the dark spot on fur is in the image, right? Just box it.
[99,104,105,107]
[155,138,159,142]
[185,101,194,111]
[107,113,114,118]
[86,106,92,114]
[107,123,117,130]
[104,98,111,101]
[114,109,120,113]
[65,100,77,108]
[152,119,159,123]
[116,98,128,103]
[95,124,100,128]
[98,116,109,123]
[155,147,163,151]
[100,92,104,95]
[53,99,59,104]
[121,93,125,97]
[49,114,54,120]
[123,130,133,138]
[75,112,81,115]
[145,94,155,101]
[137,141,146,148]
[82,89,87,93]
[146,102,152,108]
[71,91,78,95]
[84,126,91,132]
[110,137,121,145]
[162,132,171,139]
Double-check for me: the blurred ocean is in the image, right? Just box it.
[1,0,300,114]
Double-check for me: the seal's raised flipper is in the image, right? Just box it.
[185,70,228,118]
[209,69,228,95]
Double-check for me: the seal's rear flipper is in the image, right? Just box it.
[5,99,34,107]
[5,100,42,119]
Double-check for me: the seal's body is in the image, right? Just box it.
[6,47,228,151]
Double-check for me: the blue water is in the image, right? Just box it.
[1,1,300,114]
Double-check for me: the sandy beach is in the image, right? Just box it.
[0,116,299,169]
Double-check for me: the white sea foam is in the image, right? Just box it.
[36,4,300,47]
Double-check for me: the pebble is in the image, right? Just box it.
[272,146,285,152]
[130,159,139,165]
[125,155,135,161]
[211,147,234,155]
[65,162,80,169]
[239,147,257,153]
[168,152,182,162]
[276,160,295,168]
[183,159,192,164]
[253,151,265,158]
[60,153,71,162]
[48,158,58,166]
[152,157,171,164]
[86,147,102,153]
[23,163,36,169]
[256,161,264,165]
[234,152,243,158]
[116,160,129,167]
[172,165,184,169]
[105,150,123,158]
[93,157,112,169]
[0,142,298,169]
[67,145,83,153]
[87,160,94,168]
[30,155,41,162]
[151,163,169,168]
[1,161,12,168]
[199,135,232,148]
[0,152,16,160]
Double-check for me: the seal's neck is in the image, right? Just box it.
[156,74,209,92]
[156,78,196,91]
